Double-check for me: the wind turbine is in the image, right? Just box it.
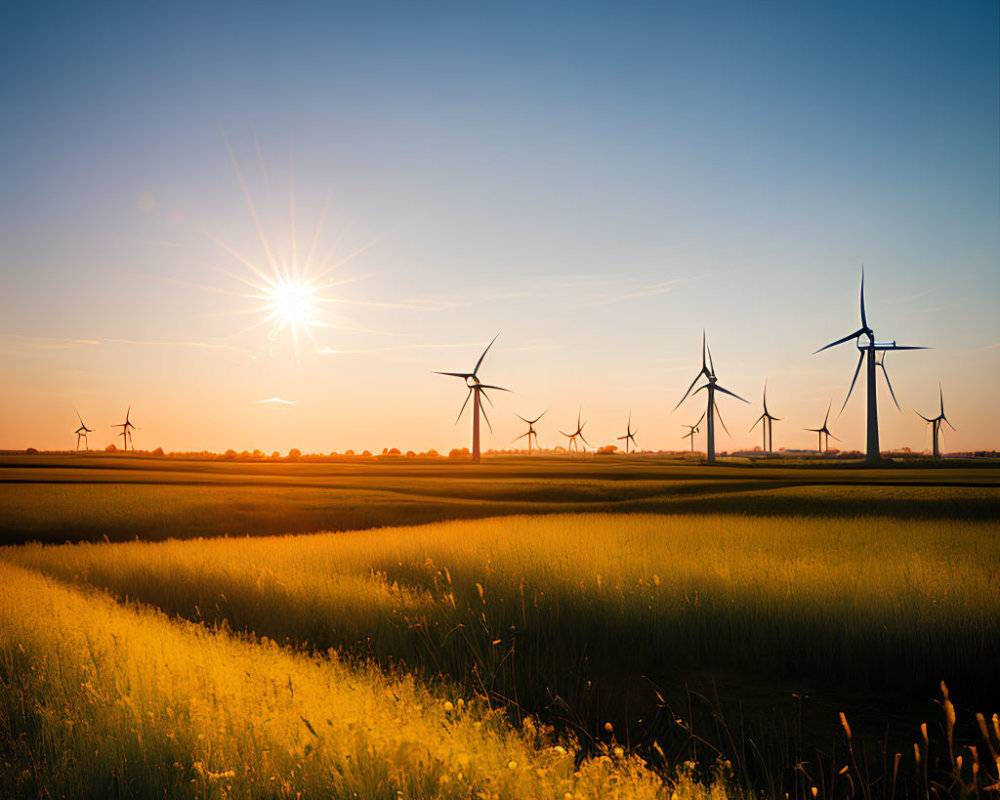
[674,332,748,463]
[749,382,781,454]
[915,384,954,459]
[617,412,638,454]
[112,406,137,451]
[814,269,925,463]
[435,334,509,463]
[74,411,93,451]
[804,401,838,455]
[681,410,706,452]
[560,410,591,453]
[513,410,546,454]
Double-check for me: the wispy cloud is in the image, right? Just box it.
[0,333,251,354]
[316,339,561,357]
[886,290,931,305]
[255,397,296,405]
[584,279,684,306]
[402,273,691,310]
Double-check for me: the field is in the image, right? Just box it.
[2,455,999,799]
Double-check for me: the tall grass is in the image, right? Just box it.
[0,561,733,799]
[7,513,997,746]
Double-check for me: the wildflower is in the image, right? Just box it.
[443,701,454,712]
[508,760,517,770]
[613,746,624,757]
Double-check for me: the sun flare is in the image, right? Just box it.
[263,275,324,333]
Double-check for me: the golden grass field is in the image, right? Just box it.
[1,455,999,799]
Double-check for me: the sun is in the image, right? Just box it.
[262,274,324,334]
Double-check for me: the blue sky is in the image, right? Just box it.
[1,1,997,454]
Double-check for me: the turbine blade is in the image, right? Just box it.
[579,431,591,447]
[714,385,749,403]
[473,333,500,376]
[814,329,865,354]
[617,434,627,440]
[477,384,510,392]
[701,330,707,372]
[479,402,493,433]
[823,400,832,427]
[515,414,529,423]
[707,342,715,377]
[435,371,472,379]
[914,410,934,423]
[749,414,764,432]
[876,345,927,351]
[714,401,730,436]
[943,416,956,432]
[532,409,549,423]
[695,410,706,427]
[673,372,703,411]
[938,384,944,416]
[878,362,900,411]
[480,388,494,408]
[513,432,529,443]
[859,266,867,330]
[839,351,865,415]
[456,388,472,424]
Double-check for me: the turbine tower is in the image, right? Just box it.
[915,384,954,459]
[435,334,509,464]
[805,401,838,454]
[749,382,780,454]
[681,410,706,452]
[112,406,137,451]
[814,269,925,463]
[674,332,748,463]
[560,410,590,453]
[74,411,93,451]
[617,412,638,454]
[513,410,546,454]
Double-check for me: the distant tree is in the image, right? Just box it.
[382,447,389,455]
[424,449,439,457]
[271,451,280,459]
[252,449,264,458]
[597,445,617,455]
[361,450,372,457]
[26,447,39,455]
[405,450,416,458]
[287,448,302,461]
[105,444,117,452]
[448,448,470,459]
[151,447,164,456]
[388,447,401,455]
[223,449,237,460]
[345,450,355,456]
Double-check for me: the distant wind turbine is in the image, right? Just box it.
[681,410,706,452]
[814,268,925,463]
[74,410,93,451]
[805,401,838,455]
[435,334,510,464]
[560,410,590,453]
[513,410,546,454]
[915,384,954,459]
[674,332,748,463]
[749,382,781,454]
[112,406,138,451]
[617,413,638,454]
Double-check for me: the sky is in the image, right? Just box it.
[1,1,998,455]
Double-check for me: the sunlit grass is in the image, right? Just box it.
[8,513,997,732]
[0,561,723,799]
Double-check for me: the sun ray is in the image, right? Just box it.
[223,131,280,275]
